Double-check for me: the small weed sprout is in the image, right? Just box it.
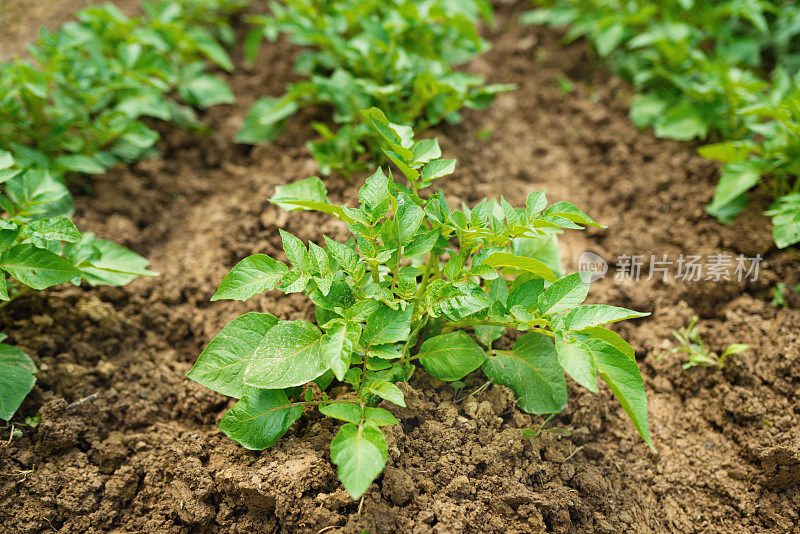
[670,317,749,370]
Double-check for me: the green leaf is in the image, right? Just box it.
[772,214,800,249]
[237,96,299,144]
[192,29,235,71]
[538,273,590,315]
[320,402,362,424]
[421,159,456,182]
[595,23,625,57]
[483,333,567,414]
[411,139,441,164]
[63,236,155,286]
[322,323,350,381]
[396,195,424,244]
[363,379,406,407]
[28,216,82,243]
[383,149,420,181]
[526,191,547,218]
[719,343,749,359]
[0,169,22,184]
[580,326,635,360]
[543,202,603,228]
[707,161,762,214]
[218,389,302,450]
[0,150,14,170]
[483,252,557,282]
[654,101,709,140]
[0,228,19,254]
[187,312,279,398]
[765,194,800,249]
[270,176,329,212]
[314,370,335,391]
[403,230,439,257]
[592,340,653,450]
[364,407,399,426]
[5,169,73,220]
[697,142,752,164]
[362,108,413,159]
[359,168,390,208]
[417,331,486,381]
[361,305,412,348]
[55,154,106,174]
[560,305,649,331]
[0,344,37,421]
[366,344,402,360]
[512,235,563,278]
[179,74,234,108]
[629,93,666,129]
[244,320,328,389]
[212,255,289,301]
[475,324,504,349]
[280,229,311,272]
[1,244,81,290]
[330,423,388,499]
[507,278,545,310]
[425,281,491,320]
[475,277,508,347]
[554,333,598,393]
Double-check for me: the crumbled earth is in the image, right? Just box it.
[1,2,799,532]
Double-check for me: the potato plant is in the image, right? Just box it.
[238,0,515,175]
[526,0,800,248]
[0,1,244,421]
[702,71,800,247]
[0,152,155,421]
[0,0,242,177]
[189,109,652,499]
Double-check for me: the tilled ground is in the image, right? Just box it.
[1,2,799,532]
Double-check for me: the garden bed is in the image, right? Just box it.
[1,2,798,532]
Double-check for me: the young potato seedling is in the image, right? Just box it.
[190,108,652,498]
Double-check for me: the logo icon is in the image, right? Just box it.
[578,251,607,282]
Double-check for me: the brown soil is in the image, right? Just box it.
[2,2,799,533]
[0,0,140,60]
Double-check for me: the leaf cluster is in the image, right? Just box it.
[238,0,515,175]
[0,151,156,421]
[0,0,243,177]
[190,109,652,499]
[0,0,243,423]
[526,0,800,248]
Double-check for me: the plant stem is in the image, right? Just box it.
[401,315,427,364]
[441,318,554,337]
[391,246,402,291]
[415,253,438,300]
[259,397,362,420]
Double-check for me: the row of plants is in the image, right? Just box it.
[526,0,800,248]
[0,0,249,422]
[0,154,155,421]
[2,0,656,501]
[0,0,245,175]
[237,0,515,175]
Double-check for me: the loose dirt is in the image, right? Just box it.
[1,2,798,532]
